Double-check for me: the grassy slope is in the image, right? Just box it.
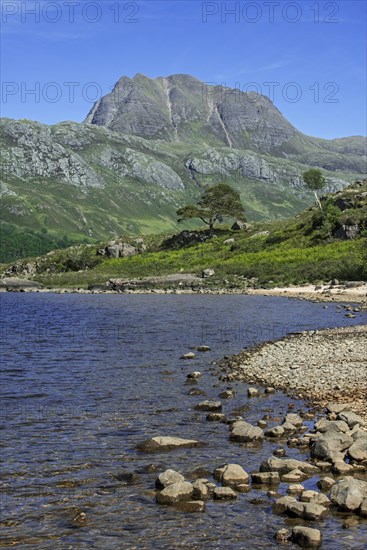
[24,180,367,289]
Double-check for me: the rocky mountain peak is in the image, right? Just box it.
[84,73,297,151]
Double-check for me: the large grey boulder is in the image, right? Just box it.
[330,477,367,511]
[314,418,349,433]
[311,432,353,461]
[229,421,264,442]
[337,410,365,428]
[104,241,138,258]
[347,435,367,461]
[156,481,193,504]
[137,436,203,452]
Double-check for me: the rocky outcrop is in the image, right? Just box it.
[0,277,42,289]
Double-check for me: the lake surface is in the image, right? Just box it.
[0,293,366,549]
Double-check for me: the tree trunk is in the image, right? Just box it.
[314,190,323,212]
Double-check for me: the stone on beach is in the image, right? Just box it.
[314,418,349,433]
[247,387,260,397]
[337,410,365,428]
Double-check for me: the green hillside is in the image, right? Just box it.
[3,180,366,288]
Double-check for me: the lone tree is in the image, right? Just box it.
[177,183,245,234]
[303,168,326,211]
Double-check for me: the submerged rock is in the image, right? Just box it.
[137,436,203,453]
[195,400,222,412]
[213,487,237,500]
[174,500,205,512]
[187,371,201,379]
[292,526,322,548]
[197,345,211,352]
[182,352,195,360]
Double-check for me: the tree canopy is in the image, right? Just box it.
[177,183,245,232]
[303,168,326,211]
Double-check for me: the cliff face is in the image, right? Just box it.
[1,73,366,250]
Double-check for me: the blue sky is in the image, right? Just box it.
[1,0,366,138]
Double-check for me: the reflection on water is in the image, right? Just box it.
[0,294,366,548]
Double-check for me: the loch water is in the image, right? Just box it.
[0,293,366,549]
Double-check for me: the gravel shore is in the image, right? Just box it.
[221,325,367,421]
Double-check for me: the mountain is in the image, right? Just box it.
[1,73,366,262]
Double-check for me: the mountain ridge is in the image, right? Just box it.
[1,73,366,261]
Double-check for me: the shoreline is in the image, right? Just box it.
[1,280,366,306]
[219,324,367,422]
